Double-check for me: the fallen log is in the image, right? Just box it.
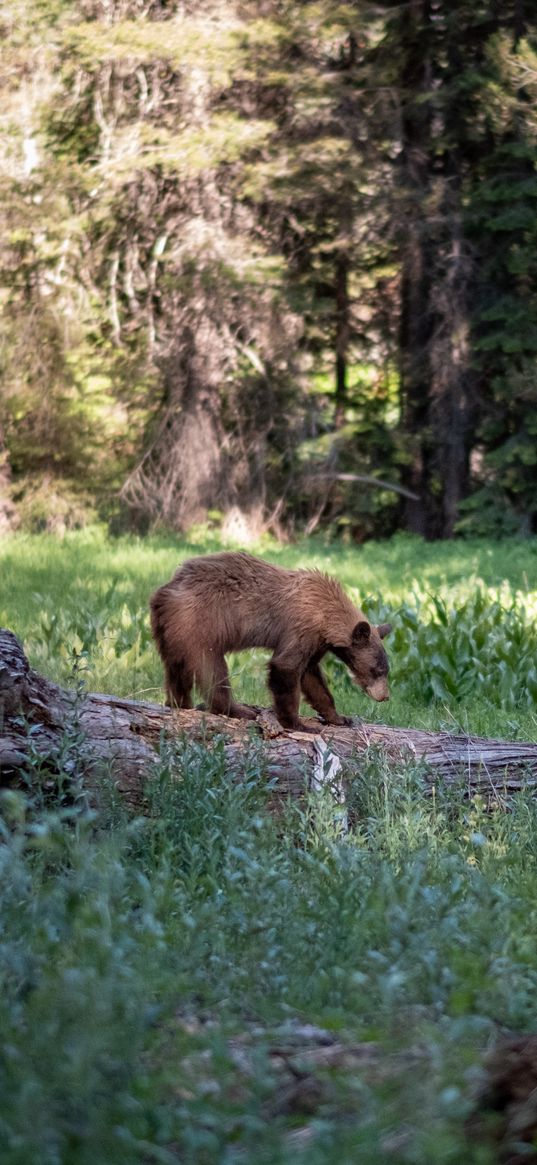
[1,627,537,809]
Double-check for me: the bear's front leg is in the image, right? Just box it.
[268,656,324,732]
[324,712,354,726]
[301,662,353,726]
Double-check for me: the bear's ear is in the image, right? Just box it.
[377,623,392,639]
[352,621,371,644]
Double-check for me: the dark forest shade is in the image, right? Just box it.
[1,0,536,538]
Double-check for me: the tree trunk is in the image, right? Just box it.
[397,0,476,539]
[2,629,537,811]
[397,0,435,536]
[0,425,17,534]
[334,251,350,430]
[120,314,234,530]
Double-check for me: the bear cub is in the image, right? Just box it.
[150,551,391,731]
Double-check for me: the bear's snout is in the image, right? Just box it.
[365,678,390,702]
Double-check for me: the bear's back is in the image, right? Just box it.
[169,553,358,653]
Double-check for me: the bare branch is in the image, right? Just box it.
[307,473,420,501]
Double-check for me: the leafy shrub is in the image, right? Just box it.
[388,589,537,708]
[3,740,537,1163]
[3,444,537,1162]
[13,475,96,535]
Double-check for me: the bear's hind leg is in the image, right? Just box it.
[200,655,257,720]
[165,657,194,710]
[268,656,303,730]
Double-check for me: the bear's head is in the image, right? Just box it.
[341,620,392,702]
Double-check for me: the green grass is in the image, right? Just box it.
[2,528,537,1163]
[1,525,537,738]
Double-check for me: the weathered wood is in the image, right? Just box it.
[1,627,537,808]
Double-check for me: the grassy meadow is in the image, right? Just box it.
[2,528,537,1163]
[2,525,537,737]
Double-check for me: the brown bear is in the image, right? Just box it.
[150,551,392,731]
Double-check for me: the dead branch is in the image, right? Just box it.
[1,628,537,810]
[307,472,420,501]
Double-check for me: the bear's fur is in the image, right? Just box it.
[150,551,391,731]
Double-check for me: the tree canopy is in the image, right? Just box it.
[1,0,537,539]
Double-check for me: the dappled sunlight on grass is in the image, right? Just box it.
[2,526,537,734]
[3,740,537,1162]
[3,530,537,1164]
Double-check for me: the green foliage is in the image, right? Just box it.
[12,475,96,533]
[390,589,537,708]
[61,15,282,79]
[464,31,537,530]
[455,483,529,539]
[2,526,537,733]
[2,0,537,540]
[3,731,537,1161]
[2,531,537,1160]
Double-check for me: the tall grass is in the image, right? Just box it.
[2,529,537,1162]
[1,526,536,738]
[3,741,537,1162]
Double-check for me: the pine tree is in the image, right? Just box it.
[377,0,537,537]
[464,21,537,533]
[243,1,401,537]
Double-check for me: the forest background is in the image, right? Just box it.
[2,0,537,543]
[5,7,537,1159]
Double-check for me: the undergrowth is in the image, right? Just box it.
[1,526,537,738]
[4,740,537,1163]
[1,530,537,1161]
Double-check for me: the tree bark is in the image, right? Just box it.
[120,313,234,531]
[334,250,350,430]
[397,0,477,539]
[0,425,17,534]
[2,629,537,810]
[397,0,435,536]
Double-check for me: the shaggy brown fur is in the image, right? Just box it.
[150,552,392,731]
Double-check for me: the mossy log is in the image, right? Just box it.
[1,627,537,809]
